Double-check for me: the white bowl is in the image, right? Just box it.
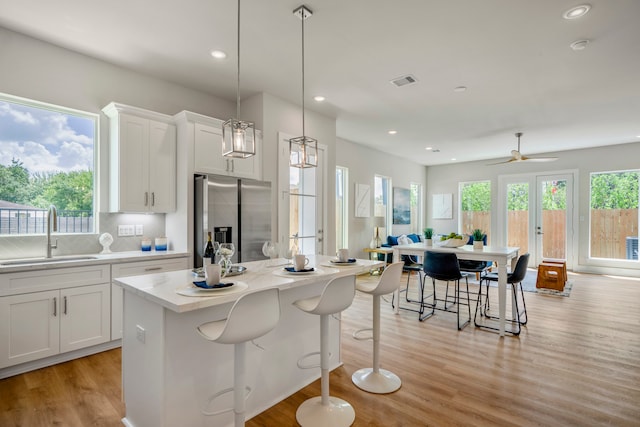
[435,237,467,248]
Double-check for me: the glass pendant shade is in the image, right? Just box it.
[222,118,255,158]
[289,135,318,168]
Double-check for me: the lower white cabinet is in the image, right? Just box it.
[0,283,110,369]
[111,257,189,340]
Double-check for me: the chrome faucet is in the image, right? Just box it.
[46,205,58,258]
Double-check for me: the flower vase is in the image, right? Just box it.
[473,240,484,250]
[425,238,433,247]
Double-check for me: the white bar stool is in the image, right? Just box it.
[352,262,403,393]
[293,275,356,427]
[196,288,280,427]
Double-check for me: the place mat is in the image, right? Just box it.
[176,281,248,297]
[272,267,324,277]
[321,261,360,268]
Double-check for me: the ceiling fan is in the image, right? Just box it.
[488,132,558,165]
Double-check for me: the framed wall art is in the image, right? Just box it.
[432,193,453,219]
[355,183,370,217]
[393,187,410,224]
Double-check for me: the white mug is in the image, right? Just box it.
[337,248,349,262]
[294,254,310,271]
[205,263,221,285]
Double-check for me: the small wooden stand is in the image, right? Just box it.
[536,259,567,291]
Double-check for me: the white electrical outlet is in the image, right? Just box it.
[136,325,146,343]
[118,225,135,236]
[135,224,143,236]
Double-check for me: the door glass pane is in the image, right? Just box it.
[289,165,316,255]
[460,181,491,242]
[507,182,529,253]
[540,179,567,259]
[374,175,390,236]
[590,171,639,260]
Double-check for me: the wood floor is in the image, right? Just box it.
[1,271,639,426]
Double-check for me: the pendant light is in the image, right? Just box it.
[289,5,317,168]
[222,0,255,158]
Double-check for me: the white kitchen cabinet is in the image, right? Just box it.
[176,110,262,180]
[0,284,110,369]
[110,257,189,340]
[103,102,177,213]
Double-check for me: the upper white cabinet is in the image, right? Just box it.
[103,102,177,213]
[175,111,262,180]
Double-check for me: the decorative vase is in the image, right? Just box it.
[425,238,433,247]
[473,240,484,250]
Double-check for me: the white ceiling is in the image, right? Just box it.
[1,0,639,166]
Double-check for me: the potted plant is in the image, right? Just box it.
[471,229,484,250]
[423,228,434,246]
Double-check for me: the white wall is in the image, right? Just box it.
[426,141,640,276]
[336,138,428,259]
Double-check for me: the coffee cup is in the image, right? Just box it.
[294,254,310,271]
[205,263,221,285]
[337,248,349,262]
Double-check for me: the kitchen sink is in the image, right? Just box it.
[0,255,98,266]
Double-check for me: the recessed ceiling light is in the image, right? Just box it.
[454,86,467,92]
[425,146,433,150]
[388,130,397,135]
[451,158,457,161]
[313,95,325,102]
[570,40,589,50]
[563,4,591,19]
[210,50,227,59]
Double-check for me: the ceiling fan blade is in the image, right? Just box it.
[486,158,518,165]
[521,156,558,162]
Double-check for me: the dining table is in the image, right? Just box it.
[114,254,383,427]
[392,243,520,336]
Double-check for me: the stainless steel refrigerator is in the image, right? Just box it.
[194,174,272,268]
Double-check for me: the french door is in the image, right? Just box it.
[499,172,575,268]
[278,133,326,255]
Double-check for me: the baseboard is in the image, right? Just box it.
[0,339,121,379]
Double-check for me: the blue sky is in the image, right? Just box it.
[0,100,94,175]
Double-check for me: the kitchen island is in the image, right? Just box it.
[115,255,384,427]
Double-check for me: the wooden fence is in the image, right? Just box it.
[463,209,638,260]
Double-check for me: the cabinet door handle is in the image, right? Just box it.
[53,297,57,317]
[144,192,149,206]
[144,267,162,272]
[64,296,68,315]
[151,192,155,206]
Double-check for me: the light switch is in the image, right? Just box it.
[118,225,135,236]
[135,225,143,236]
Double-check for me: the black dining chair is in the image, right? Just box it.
[458,234,492,281]
[421,251,471,330]
[474,253,530,335]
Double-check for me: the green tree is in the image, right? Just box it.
[591,172,639,209]
[42,171,93,211]
[0,159,31,204]
[507,183,529,210]
[461,182,491,211]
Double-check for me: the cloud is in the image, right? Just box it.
[0,101,94,174]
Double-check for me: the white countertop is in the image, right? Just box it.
[115,255,384,313]
[0,250,190,273]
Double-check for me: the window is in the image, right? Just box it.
[336,166,348,251]
[590,170,639,260]
[459,180,491,242]
[0,93,96,235]
[374,175,391,233]
[410,182,422,235]
[289,163,317,255]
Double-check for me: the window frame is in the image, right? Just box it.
[0,92,99,236]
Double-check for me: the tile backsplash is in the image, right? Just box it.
[0,212,166,260]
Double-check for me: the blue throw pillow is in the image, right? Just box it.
[407,233,420,243]
[387,235,399,246]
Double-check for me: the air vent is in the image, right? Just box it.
[390,74,418,87]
